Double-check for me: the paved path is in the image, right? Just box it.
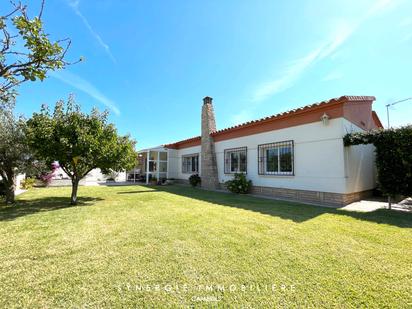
[14,189,27,196]
[342,198,411,212]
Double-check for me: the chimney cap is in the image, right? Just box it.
[203,96,213,104]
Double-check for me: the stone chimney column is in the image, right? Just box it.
[201,96,219,190]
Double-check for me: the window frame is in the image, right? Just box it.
[181,153,199,174]
[224,147,247,174]
[258,141,294,176]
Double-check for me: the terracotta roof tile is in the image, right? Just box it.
[163,95,376,148]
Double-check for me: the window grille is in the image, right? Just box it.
[224,147,247,174]
[182,154,199,173]
[258,141,294,175]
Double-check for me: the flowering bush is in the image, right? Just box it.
[225,173,252,194]
[41,162,60,186]
[189,174,201,187]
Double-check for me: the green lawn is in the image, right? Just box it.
[0,185,411,308]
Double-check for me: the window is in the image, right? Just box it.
[182,154,199,173]
[224,147,247,173]
[258,141,294,175]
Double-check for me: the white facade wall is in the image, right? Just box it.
[167,149,179,179]
[342,119,376,193]
[175,145,201,180]
[214,118,347,193]
[170,117,377,194]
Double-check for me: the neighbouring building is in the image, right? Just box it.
[49,168,126,186]
[135,95,383,206]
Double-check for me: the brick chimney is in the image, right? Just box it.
[201,96,219,189]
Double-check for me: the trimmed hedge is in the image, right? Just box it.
[343,125,412,199]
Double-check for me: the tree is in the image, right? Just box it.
[26,96,137,205]
[0,0,79,107]
[0,105,31,203]
[343,126,412,209]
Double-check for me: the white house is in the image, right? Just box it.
[136,96,383,206]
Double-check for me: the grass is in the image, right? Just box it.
[0,185,411,308]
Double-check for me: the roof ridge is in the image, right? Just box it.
[211,95,375,135]
[163,95,375,148]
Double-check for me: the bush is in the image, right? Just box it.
[21,177,36,190]
[225,173,252,194]
[344,125,412,200]
[189,174,201,187]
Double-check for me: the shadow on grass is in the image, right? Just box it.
[0,196,103,222]
[117,190,158,194]
[119,185,412,228]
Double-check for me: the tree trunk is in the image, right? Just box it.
[4,171,16,204]
[70,178,80,205]
[388,196,392,210]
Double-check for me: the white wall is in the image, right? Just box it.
[53,167,126,183]
[175,145,201,180]
[214,118,347,193]
[167,149,179,179]
[15,174,25,190]
[342,119,376,193]
[168,117,377,194]
[85,168,127,183]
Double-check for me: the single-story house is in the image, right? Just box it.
[135,95,383,206]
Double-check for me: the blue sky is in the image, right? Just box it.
[12,0,412,150]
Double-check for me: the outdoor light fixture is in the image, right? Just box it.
[320,113,330,126]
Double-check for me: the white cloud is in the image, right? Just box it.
[367,0,399,16]
[68,0,116,63]
[230,110,253,125]
[399,17,412,27]
[403,33,412,42]
[322,71,343,82]
[251,0,401,103]
[399,17,412,41]
[252,47,322,102]
[50,70,120,115]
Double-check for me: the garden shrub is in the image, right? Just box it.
[343,125,412,201]
[225,173,252,194]
[189,174,201,187]
[21,177,36,190]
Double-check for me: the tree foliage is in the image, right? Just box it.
[26,96,137,204]
[0,0,79,106]
[0,105,31,203]
[343,126,412,201]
